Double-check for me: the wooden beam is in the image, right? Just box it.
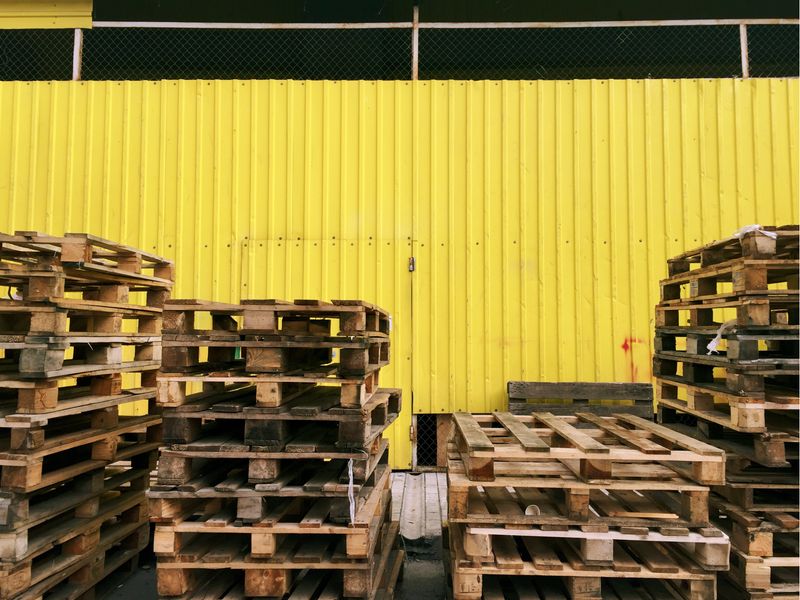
[411,4,419,81]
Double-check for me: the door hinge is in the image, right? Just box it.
[408,256,416,272]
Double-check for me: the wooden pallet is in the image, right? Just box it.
[448,456,712,528]
[162,387,401,450]
[154,462,391,560]
[713,472,799,513]
[150,460,390,530]
[659,258,799,304]
[155,520,400,599]
[1,333,161,377]
[155,430,389,487]
[4,515,149,600]
[447,523,717,600]
[163,299,391,335]
[450,483,720,531]
[446,572,715,600]
[0,231,174,297]
[0,462,151,534]
[0,298,163,338]
[157,365,382,409]
[450,412,725,485]
[719,572,799,600]
[0,413,160,493]
[661,421,798,470]
[656,377,799,433]
[506,381,654,418]
[653,351,798,387]
[0,363,159,414]
[655,327,799,364]
[655,295,798,332]
[712,497,799,558]
[727,544,800,596]
[160,334,390,375]
[461,522,729,570]
[0,490,149,599]
[666,227,799,276]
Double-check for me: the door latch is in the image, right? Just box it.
[408,256,416,272]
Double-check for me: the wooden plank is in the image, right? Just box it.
[508,381,653,401]
[532,413,610,454]
[575,413,667,455]
[452,413,494,452]
[615,414,725,456]
[493,412,549,452]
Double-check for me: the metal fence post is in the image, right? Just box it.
[412,5,419,80]
[72,28,84,80]
[739,23,750,78]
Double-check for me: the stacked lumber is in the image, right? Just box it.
[446,411,730,599]
[149,299,404,599]
[654,226,800,599]
[0,231,173,599]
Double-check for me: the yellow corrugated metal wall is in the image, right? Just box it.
[412,78,799,415]
[0,79,797,468]
[0,1,92,28]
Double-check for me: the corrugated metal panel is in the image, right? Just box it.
[0,79,797,466]
[411,78,799,414]
[0,0,92,29]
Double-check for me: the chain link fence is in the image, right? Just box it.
[0,29,74,81]
[82,27,412,80]
[0,22,797,81]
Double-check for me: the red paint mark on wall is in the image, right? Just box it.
[620,337,644,382]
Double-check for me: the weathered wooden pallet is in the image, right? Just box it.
[713,472,800,513]
[0,298,163,339]
[1,334,161,377]
[0,490,149,600]
[656,377,799,433]
[446,572,714,600]
[450,412,725,485]
[719,571,799,600]
[155,520,400,599]
[0,482,147,563]
[0,413,160,493]
[448,456,713,527]
[155,430,388,487]
[666,227,799,276]
[655,296,798,332]
[154,462,391,561]
[0,462,151,534]
[712,497,799,558]
[0,231,174,295]
[659,258,799,304]
[461,521,729,571]
[160,334,390,375]
[240,299,391,335]
[157,364,382,409]
[162,387,401,450]
[449,483,719,531]
[447,523,717,600]
[655,327,799,365]
[727,544,800,596]
[0,363,159,414]
[653,350,798,387]
[3,512,149,600]
[150,461,390,531]
[506,381,654,418]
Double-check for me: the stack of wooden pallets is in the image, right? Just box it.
[148,299,404,599]
[0,232,173,599]
[654,226,799,599]
[446,411,731,599]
